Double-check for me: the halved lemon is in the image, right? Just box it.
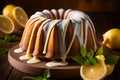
[2,4,28,30]
[80,61,107,80]
[12,6,28,28]
[0,15,14,38]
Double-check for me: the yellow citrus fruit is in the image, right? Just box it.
[106,64,114,76]
[12,6,28,28]
[2,4,28,31]
[96,55,105,62]
[0,15,14,38]
[80,55,115,80]
[80,61,107,80]
[102,28,120,49]
[2,4,15,18]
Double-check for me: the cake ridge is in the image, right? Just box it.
[14,9,99,67]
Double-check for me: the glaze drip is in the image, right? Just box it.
[16,9,98,67]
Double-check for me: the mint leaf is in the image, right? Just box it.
[0,34,21,42]
[105,55,119,65]
[80,45,87,57]
[72,55,84,65]
[96,46,103,55]
[89,58,97,66]
[23,68,50,80]
[0,48,9,55]
[72,45,103,66]
[87,49,94,59]
[43,68,50,79]
[34,77,43,80]
[84,59,90,66]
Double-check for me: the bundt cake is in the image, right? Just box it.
[14,9,99,67]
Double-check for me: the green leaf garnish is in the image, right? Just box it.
[23,68,50,80]
[0,34,21,42]
[72,45,98,66]
[88,58,98,66]
[72,45,119,66]
[43,68,51,79]
[105,54,119,65]
[87,49,94,59]
[80,45,87,58]
[0,48,9,55]
[72,55,85,65]
[96,46,103,55]
[34,77,44,80]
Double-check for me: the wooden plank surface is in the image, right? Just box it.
[0,54,120,80]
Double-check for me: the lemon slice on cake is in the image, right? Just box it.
[0,15,14,38]
[2,4,28,31]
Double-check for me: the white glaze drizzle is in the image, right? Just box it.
[42,10,53,19]
[46,61,68,67]
[20,21,39,60]
[19,19,52,61]
[27,56,40,64]
[51,9,58,19]
[18,9,98,66]
[30,11,47,19]
[43,20,60,54]
[58,8,64,19]
[59,19,70,57]
[61,23,79,61]
[14,48,23,53]
[87,16,97,51]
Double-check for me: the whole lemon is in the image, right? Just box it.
[102,28,120,49]
[2,4,15,18]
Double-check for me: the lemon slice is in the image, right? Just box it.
[12,6,28,28]
[2,4,28,30]
[80,62,107,80]
[106,64,114,76]
[0,15,14,38]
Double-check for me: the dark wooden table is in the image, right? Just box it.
[0,12,120,80]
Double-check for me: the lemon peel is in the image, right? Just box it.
[103,28,120,49]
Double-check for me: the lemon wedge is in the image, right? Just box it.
[0,15,14,38]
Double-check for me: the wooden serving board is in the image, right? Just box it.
[8,44,81,79]
[8,44,120,79]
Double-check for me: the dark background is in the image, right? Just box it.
[0,0,120,40]
[0,0,120,15]
[0,1,120,80]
